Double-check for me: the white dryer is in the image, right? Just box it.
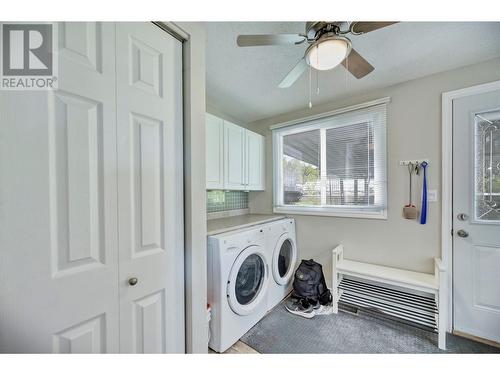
[207,226,270,352]
[265,218,298,311]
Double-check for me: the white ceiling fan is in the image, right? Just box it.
[237,21,398,88]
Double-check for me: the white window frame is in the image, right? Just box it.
[272,98,389,219]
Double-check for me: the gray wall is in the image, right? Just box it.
[246,57,500,278]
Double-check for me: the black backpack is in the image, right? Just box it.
[292,259,332,306]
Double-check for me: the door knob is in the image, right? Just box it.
[457,213,468,221]
[456,229,469,238]
[128,277,138,286]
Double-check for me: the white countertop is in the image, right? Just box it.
[207,214,287,236]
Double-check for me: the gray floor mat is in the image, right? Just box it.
[240,301,500,354]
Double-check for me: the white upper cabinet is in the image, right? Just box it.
[205,113,224,189]
[223,120,246,190]
[205,113,265,191]
[245,130,265,190]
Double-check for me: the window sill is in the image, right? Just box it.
[273,206,388,220]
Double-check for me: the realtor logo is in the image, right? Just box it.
[1,23,58,90]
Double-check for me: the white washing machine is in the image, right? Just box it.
[265,218,298,311]
[207,225,270,352]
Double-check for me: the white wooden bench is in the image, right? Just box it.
[332,244,447,350]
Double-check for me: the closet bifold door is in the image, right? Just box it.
[0,22,120,353]
[115,22,184,353]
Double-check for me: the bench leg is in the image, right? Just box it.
[332,245,344,314]
[436,260,447,350]
[437,289,447,350]
[438,327,446,350]
[332,280,338,314]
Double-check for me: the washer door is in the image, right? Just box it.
[272,233,297,286]
[227,245,269,316]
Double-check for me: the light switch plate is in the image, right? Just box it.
[427,189,438,202]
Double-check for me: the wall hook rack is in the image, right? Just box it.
[399,159,429,167]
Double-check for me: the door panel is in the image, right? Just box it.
[50,91,105,274]
[0,22,119,353]
[133,290,166,353]
[59,22,102,72]
[224,121,245,190]
[53,314,106,353]
[116,22,184,353]
[131,113,165,256]
[453,89,500,343]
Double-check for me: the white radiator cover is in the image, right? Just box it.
[338,276,438,332]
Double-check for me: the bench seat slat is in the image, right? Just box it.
[337,259,439,292]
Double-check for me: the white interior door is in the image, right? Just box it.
[224,121,245,190]
[453,89,500,344]
[0,22,119,353]
[115,22,184,353]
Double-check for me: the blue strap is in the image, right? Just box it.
[420,162,428,224]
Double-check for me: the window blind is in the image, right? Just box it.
[273,103,387,218]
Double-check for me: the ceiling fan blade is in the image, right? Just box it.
[237,34,305,47]
[341,48,374,79]
[350,22,398,34]
[278,58,308,88]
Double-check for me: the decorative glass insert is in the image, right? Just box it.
[206,190,249,213]
[474,111,500,221]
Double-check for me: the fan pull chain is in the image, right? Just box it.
[316,46,320,95]
[308,64,312,108]
[345,54,349,89]
[316,68,319,95]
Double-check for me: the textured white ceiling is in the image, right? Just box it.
[205,22,500,124]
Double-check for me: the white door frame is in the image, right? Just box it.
[441,79,500,332]
[156,22,208,353]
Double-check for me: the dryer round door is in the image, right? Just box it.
[227,245,269,316]
[272,234,297,286]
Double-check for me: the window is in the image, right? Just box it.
[273,102,388,218]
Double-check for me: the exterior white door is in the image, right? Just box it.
[206,113,224,189]
[224,121,246,190]
[245,130,265,191]
[115,22,184,353]
[0,22,120,353]
[453,89,500,344]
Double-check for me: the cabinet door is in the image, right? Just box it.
[206,113,224,189]
[245,130,265,190]
[224,121,246,190]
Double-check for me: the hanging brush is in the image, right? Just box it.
[403,162,419,219]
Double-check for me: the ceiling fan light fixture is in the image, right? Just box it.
[306,36,351,71]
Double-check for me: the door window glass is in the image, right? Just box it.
[475,112,500,221]
[278,239,293,277]
[235,254,264,305]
